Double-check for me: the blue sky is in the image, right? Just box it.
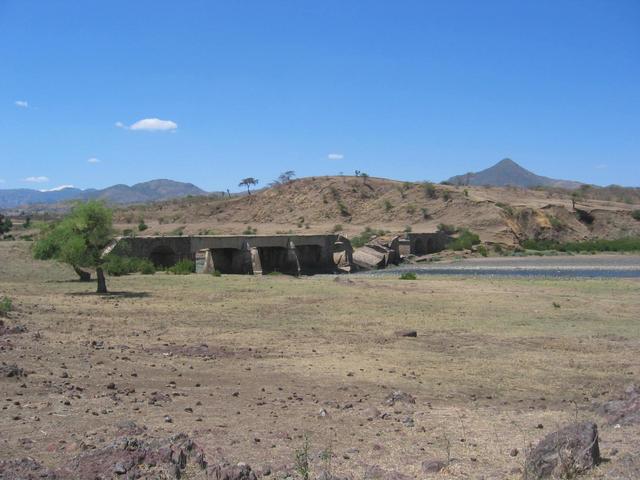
[1,0,639,191]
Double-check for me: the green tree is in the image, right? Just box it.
[239,177,259,195]
[0,214,12,235]
[33,201,114,293]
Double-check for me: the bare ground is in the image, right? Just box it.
[1,242,639,479]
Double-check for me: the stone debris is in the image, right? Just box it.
[384,390,416,406]
[598,383,640,426]
[524,421,600,479]
[0,433,258,480]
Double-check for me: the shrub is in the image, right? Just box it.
[404,225,412,233]
[448,229,481,251]
[442,191,451,201]
[423,182,437,199]
[337,201,350,217]
[139,260,156,275]
[168,259,195,275]
[463,189,469,197]
[632,210,640,221]
[437,223,457,235]
[399,272,417,280]
[242,226,258,235]
[477,245,488,257]
[0,297,12,317]
[332,224,343,233]
[421,208,430,219]
[383,199,394,212]
[104,255,155,276]
[351,227,386,248]
[406,204,416,215]
[212,269,222,277]
[138,220,148,231]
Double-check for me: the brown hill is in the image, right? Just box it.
[113,176,640,246]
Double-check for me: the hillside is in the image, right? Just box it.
[448,158,583,189]
[0,179,207,209]
[113,176,640,246]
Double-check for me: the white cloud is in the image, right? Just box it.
[116,118,178,131]
[15,100,29,108]
[39,185,74,192]
[327,153,344,160]
[87,157,100,164]
[24,176,50,183]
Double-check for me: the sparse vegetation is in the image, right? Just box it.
[421,207,430,219]
[423,182,437,199]
[104,255,156,276]
[138,219,148,231]
[521,237,640,252]
[294,434,311,480]
[437,223,457,235]
[242,226,258,235]
[632,210,640,221]
[211,269,222,277]
[477,244,488,257]
[332,224,343,233]
[399,272,417,280]
[0,296,12,317]
[350,227,386,248]
[448,229,481,251]
[167,259,195,275]
[383,199,394,212]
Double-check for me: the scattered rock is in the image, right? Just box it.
[364,406,381,420]
[0,363,25,378]
[364,465,412,480]
[394,330,417,338]
[421,459,447,474]
[384,390,416,406]
[607,452,640,479]
[599,384,640,426]
[524,421,600,479]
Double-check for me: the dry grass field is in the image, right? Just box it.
[1,241,639,479]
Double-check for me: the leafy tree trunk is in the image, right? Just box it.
[96,267,107,294]
[73,265,91,282]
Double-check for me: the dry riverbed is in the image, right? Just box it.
[1,242,639,479]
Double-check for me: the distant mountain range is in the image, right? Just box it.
[447,158,584,190]
[0,179,208,209]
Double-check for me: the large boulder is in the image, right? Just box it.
[524,421,600,479]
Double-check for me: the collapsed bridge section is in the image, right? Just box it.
[108,234,354,275]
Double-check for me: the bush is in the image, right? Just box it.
[139,261,156,275]
[212,269,222,277]
[448,229,481,251]
[168,259,195,275]
[383,199,394,212]
[421,208,430,219]
[138,220,148,231]
[0,297,12,317]
[437,223,457,235]
[632,210,640,221]
[351,227,386,248]
[423,182,437,199]
[242,226,258,235]
[477,245,488,257]
[104,255,155,276]
[399,272,417,280]
[404,225,412,233]
[332,224,343,233]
